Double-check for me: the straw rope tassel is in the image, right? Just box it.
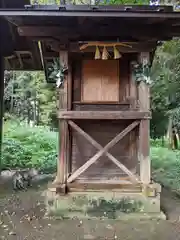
[94,46,101,60]
[113,46,122,59]
[102,46,109,60]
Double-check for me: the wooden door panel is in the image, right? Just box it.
[82,60,119,102]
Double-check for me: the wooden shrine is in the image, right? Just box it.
[2,3,180,216]
[55,47,152,193]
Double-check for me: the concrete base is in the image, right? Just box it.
[42,182,166,220]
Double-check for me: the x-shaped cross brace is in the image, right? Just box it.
[67,120,140,184]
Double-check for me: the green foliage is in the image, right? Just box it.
[151,147,180,191]
[32,0,150,4]
[103,0,149,4]
[2,121,58,173]
[4,71,57,128]
[151,39,180,138]
[150,138,169,148]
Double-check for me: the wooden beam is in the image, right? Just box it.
[16,52,23,69]
[57,51,69,186]
[138,52,151,184]
[17,25,174,40]
[139,120,150,184]
[4,58,11,69]
[67,121,140,183]
[26,38,157,53]
[68,120,139,183]
[67,180,141,192]
[67,56,72,177]
[58,110,151,120]
[0,57,4,173]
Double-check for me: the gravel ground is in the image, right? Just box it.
[0,185,180,240]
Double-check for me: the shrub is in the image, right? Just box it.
[37,151,57,174]
[150,138,169,148]
[151,147,180,191]
[2,139,32,169]
[2,121,58,173]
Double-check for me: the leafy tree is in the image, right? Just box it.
[4,71,57,128]
[150,39,180,139]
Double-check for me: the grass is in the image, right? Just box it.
[151,147,180,192]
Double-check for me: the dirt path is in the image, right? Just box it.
[161,188,180,221]
[0,186,180,240]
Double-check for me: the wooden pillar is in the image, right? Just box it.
[56,51,72,187]
[0,56,4,173]
[138,52,151,185]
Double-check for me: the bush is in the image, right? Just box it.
[2,121,58,174]
[151,147,180,191]
[150,138,169,148]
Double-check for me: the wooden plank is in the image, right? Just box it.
[129,56,138,109]
[138,82,150,111]
[67,121,140,183]
[67,181,141,192]
[119,57,128,102]
[58,110,151,119]
[68,120,139,183]
[72,101,130,105]
[57,51,69,185]
[72,58,82,102]
[138,52,150,111]
[81,60,119,102]
[17,25,176,40]
[139,120,150,184]
[58,120,68,183]
[67,57,72,177]
[67,58,72,110]
[138,52,151,184]
[0,57,4,173]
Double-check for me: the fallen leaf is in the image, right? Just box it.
[9,231,16,235]
[11,212,15,216]
[83,234,95,240]
[27,216,32,222]
[106,224,113,229]
[2,225,8,229]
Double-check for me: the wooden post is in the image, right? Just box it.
[0,56,4,174]
[138,52,151,185]
[56,50,71,187]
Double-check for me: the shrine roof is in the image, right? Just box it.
[1,2,180,77]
